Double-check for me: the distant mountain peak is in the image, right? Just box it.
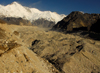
[7,1,22,7]
[0,2,66,23]
[11,1,20,5]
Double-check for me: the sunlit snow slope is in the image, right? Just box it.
[0,2,66,23]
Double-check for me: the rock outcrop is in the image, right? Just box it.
[53,11,100,33]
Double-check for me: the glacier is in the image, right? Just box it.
[0,1,66,23]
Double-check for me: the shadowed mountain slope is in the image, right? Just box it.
[32,18,55,28]
[53,11,100,33]
[0,17,55,28]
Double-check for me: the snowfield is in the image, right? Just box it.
[0,2,66,23]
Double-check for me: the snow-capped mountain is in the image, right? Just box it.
[0,2,66,23]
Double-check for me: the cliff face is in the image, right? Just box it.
[53,11,100,33]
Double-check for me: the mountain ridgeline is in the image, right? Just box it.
[0,17,55,28]
[0,2,66,23]
[53,11,100,33]
[0,1,66,28]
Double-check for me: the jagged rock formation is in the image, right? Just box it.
[53,11,100,33]
[0,17,32,26]
[32,18,55,28]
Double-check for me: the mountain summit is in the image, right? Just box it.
[10,1,21,5]
[0,2,66,23]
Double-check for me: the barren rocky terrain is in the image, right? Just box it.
[0,21,100,73]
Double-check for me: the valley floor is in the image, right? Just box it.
[0,24,100,73]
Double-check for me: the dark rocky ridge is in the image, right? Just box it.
[0,17,32,26]
[32,18,55,28]
[0,17,55,28]
[53,11,100,33]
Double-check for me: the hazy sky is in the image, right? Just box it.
[0,0,100,15]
